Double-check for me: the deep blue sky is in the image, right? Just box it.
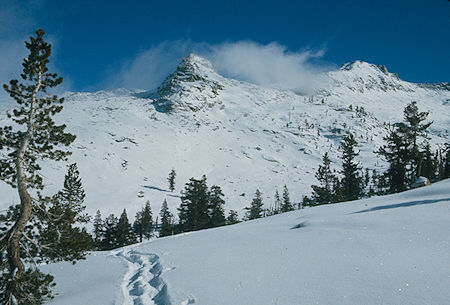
[0,0,449,92]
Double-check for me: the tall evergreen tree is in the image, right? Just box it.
[101,214,118,250]
[57,163,89,223]
[311,153,336,205]
[331,176,344,203]
[37,164,91,261]
[340,133,362,201]
[178,176,209,232]
[363,168,371,193]
[273,190,281,214]
[116,209,136,247]
[281,185,294,212]
[245,189,264,220]
[366,169,378,197]
[92,210,104,249]
[0,29,84,304]
[208,185,226,227]
[420,142,436,181]
[168,169,176,192]
[397,101,432,180]
[133,201,153,242]
[159,200,173,237]
[377,127,410,193]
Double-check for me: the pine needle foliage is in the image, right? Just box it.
[245,189,264,220]
[340,133,363,201]
[0,29,89,304]
[159,200,173,237]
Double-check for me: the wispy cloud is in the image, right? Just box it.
[207,41,331,94]
[108,40,332,94]
[104,40,207,90]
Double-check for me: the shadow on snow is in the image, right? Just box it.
[352,198,450,214]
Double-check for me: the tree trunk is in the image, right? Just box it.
[5,71,41,302]
[6,165,33,302]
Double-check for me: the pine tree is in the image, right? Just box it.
[102,214,118,250]
[37,164,91,262]
[281,185,294,212]
[245,189,264,220]
[178,175,209,232]
[116,209,136,247]
[57,163,89,223]
[0,29,83,304]
[226,210,240,225]
[363,168,370,196]
[168,169,176,192]
[311,153,336,205]
[133,201,153,242]
[208,185,226,227]
[273,190,281,214]
[397,101,432,180]
[93,210,104,249]
[159,200,173,237]
[420,142,435,181]
[331,176,344,203]
[367,169,378,197]
[340,133,362,201]
[377,127,410,193]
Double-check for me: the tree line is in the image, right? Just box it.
[90,171,297,251]
[92,174,238,250]
[302,101,450,207]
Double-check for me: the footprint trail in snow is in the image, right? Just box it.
[117,249,172,305]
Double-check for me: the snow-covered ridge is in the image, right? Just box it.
[328,60,414,93]
[0,54,449,221]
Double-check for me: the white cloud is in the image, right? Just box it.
[208,41,330,94]
[110,40,332,94]
[104,40,199,90]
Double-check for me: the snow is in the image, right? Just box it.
[2,54,448,303]
[42,179,450,305]
[1,55,448,221]
[40,252,126,304]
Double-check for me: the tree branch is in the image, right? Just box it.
[22,232,52,251]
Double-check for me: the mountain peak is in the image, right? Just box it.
[178,53,218,76]
[327,60,410,93]
[340,60,393,76]
[153,54,224,112]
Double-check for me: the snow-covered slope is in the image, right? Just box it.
[0,54,449,219]
[42,179,450,305]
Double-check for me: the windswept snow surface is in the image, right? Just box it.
[44,179,450,305]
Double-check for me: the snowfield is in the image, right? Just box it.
[42,179,450,305]
[0,54,449,220]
